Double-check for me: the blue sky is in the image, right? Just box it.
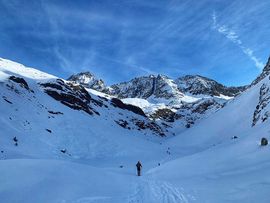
[0,0,269,86]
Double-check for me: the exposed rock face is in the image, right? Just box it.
[4,75,34,96]
[114,118,167,136]
[179,98,224,127]
[131,118,166,136]
[149,98,225,128]
[175,75,246,97]
[109,74,183,100]
[67,72,106,92]
[68,72,246,100]
[251,57,270,127]
[111,98,146,117]
[39,79,167,136]
[110,75,154,99]
[191,99,224,114]
[153,75,184,99]
[150,108,176,122]
[252,82,270,126]
[9,76,30,90]
[251,57,270,86]
[261,137,268,146]
[40,79,102,115]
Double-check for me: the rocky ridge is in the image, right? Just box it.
[68,72,247,130]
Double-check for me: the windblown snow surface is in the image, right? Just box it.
[1,58,270,203]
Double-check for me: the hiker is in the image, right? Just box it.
[136,161,142,176]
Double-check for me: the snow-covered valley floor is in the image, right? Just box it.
[2,138,270,203]
[1,58,270,203]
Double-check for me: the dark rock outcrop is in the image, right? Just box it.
[114,117,167,136]
[261,137,268,146]
[9,76,30,90]
[111,98,146,117]
[251,57,270,86]
[150,108,176,122]
[115,119,130,129]
[191,99,224,114]
[40,79,102,115]
[131,118,166,136]
[48,111,63,115]
[252,83,270,126]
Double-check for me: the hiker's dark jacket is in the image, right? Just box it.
[136,162,142,170]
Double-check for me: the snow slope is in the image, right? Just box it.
[0,58,175,161]
[1,57,270,203]
[148,67,270,202]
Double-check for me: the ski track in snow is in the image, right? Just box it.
[69,177,194,203]
[126,178,193,203]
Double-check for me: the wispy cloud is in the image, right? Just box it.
[1,0,269,86]
[212,11,264,70]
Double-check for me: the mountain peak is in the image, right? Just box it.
[262,56,270,73]
[176,74,245,97]
[109,73,182,100]
[67,71,106,91]
[251,56,270,86]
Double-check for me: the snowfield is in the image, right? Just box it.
[1,57,270,203]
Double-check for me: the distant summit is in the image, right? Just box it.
[175,75,246,97]
[67,72,106,92]
[109,74,183,100]
[67,71,247,130]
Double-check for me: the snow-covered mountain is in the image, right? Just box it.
[109,74,184,100]
[152,58,270,202]
[67,71,107,91]
[175,74,246,97]
[68,72,246,131]
[2,56,270,203]
[108,74,245,100]
[0,58,172,160]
